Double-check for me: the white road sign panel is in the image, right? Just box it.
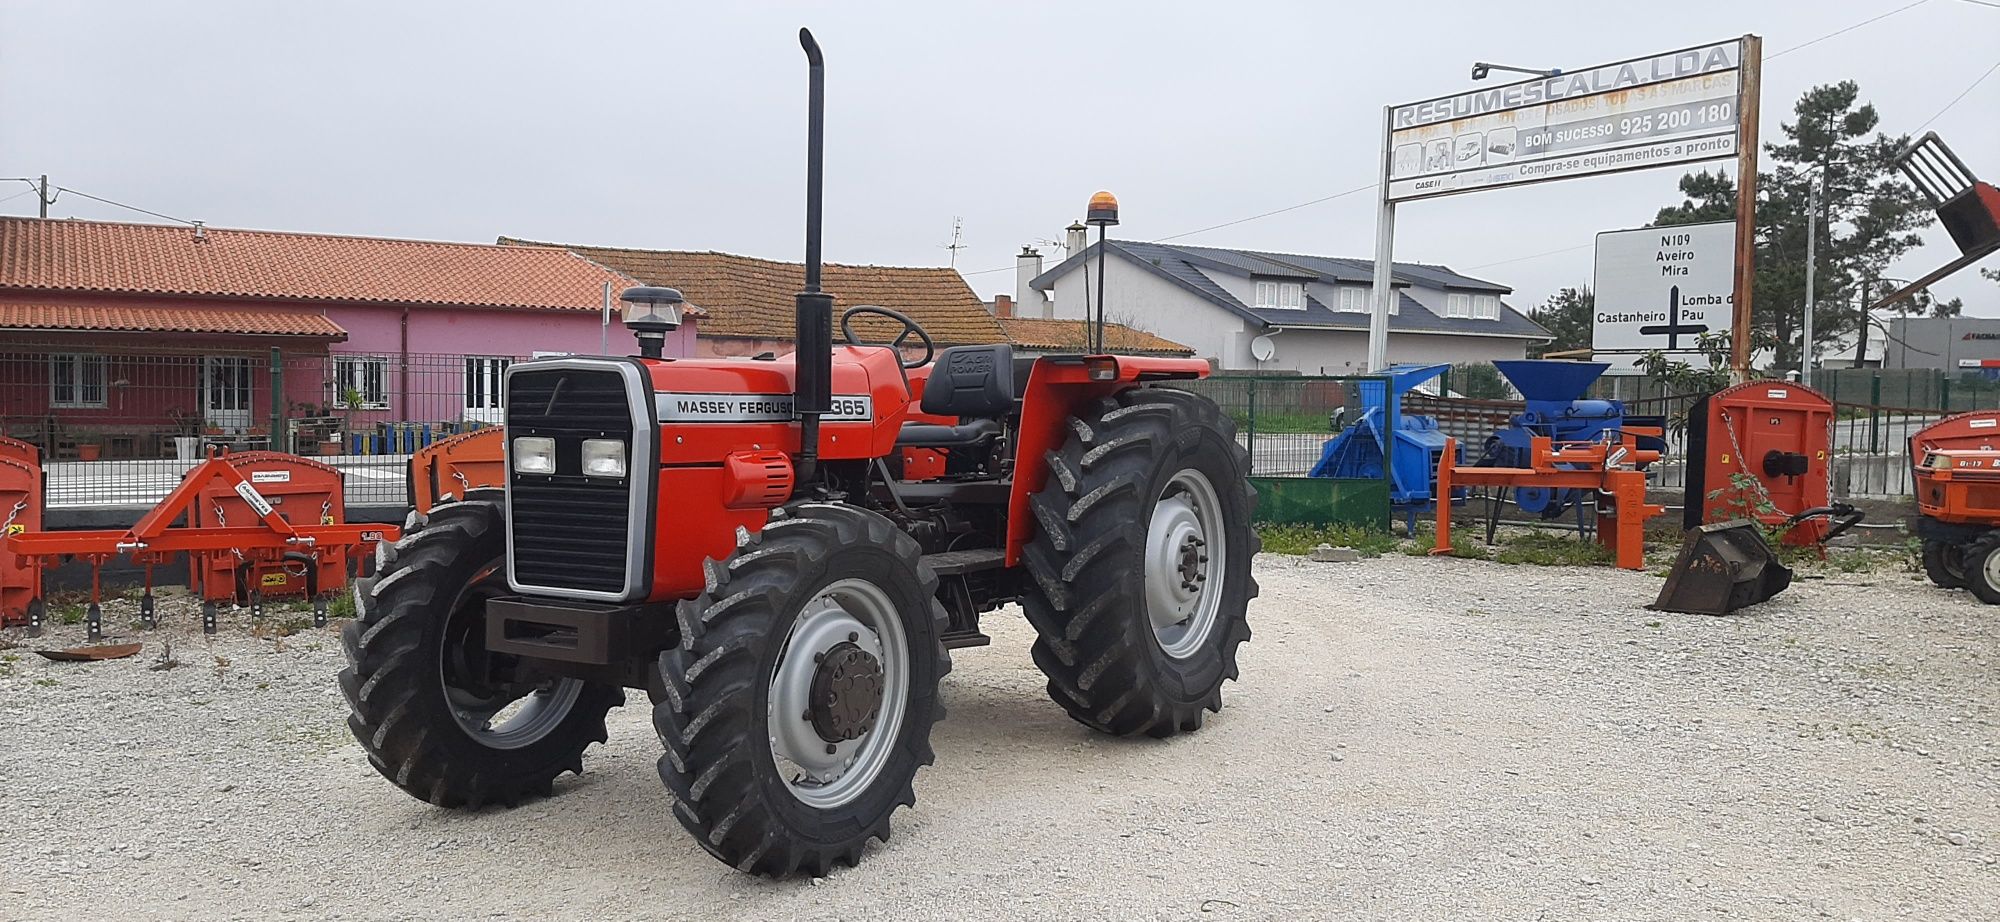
[1592,220,1736,372]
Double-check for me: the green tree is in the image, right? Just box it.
[1450,362,1510,399]
[1652,81,1933,373]
[1527,286,1593,358]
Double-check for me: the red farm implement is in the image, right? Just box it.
[2,450,397,639]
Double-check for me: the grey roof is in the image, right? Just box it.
[1030,239,1548,340]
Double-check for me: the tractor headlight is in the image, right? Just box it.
[581,439,627,479]
[512,437,556,474]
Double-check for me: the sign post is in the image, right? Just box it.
[1369,36,1757,373]
[1730,35,1763,378]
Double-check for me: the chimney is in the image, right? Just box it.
[1016,246,1049,319]
[992,294,1014,318]
[1065,221,1088,261]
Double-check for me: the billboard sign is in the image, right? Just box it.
[1386,39,1744,202]
[1592,220,1735,371]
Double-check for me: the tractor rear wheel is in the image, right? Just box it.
[654,503,949,876]
[1022,387,1259,738]
[1963,532,2000,605]
[339,498,624,807]
[1921,539,1967,590]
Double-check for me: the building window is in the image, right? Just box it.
[1446,292,1473,318]
[1473,293,1501,320]
[1337,285,1397,315]
[333,356,389,409]
[1254,280,1304,310]
[465,357,512,412]
[49,353,107,408]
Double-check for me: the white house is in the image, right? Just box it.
[1015,239,1550,374]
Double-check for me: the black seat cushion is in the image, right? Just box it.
[896,418,1003,449]
[921,345,1015,418]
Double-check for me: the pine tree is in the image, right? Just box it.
[1652,81,1932,372]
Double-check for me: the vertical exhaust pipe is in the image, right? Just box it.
[793,27,833,488]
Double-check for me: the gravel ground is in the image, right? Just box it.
[2,553,1996,921]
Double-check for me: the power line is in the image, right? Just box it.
[1913,58,2000,131]
[53,186,200,226]
[1767,0,1933,59]
[959,2,1943,282]
[0,188,37,207]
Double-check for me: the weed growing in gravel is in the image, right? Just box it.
[1492,530,1614,566]
[252,616,318,639]
[32,677,57,688]
[1255,523,1399,556]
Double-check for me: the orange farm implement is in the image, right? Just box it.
[1431,428,1665,570]
[2,450,397,639]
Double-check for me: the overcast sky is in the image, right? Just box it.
[3,0,1997,319]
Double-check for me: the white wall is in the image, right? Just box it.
[1046,257,1258,367]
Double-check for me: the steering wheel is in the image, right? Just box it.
[839,305,935,369]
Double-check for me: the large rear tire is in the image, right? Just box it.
[654,503,950,876]
[339,498,624,808]
[1021,387,1259,738]
[1921,539,1967,590]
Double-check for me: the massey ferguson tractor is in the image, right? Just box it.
[339,29,1258,876]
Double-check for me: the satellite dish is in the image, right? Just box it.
[1249,334,1277,362]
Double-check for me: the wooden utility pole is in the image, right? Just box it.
[1729,34,1762,378]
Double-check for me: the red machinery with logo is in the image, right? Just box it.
[1908,411,2000,592]
[3,451,395,639]
[332,29,1261,878]
[185,452,353,616]
[0,436,43,627]
[1683,380,1860,546]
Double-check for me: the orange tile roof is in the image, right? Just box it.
[0,217,643,312]
[997,317,1195,356]
[503,238,1005,345]
[0,302,347,338]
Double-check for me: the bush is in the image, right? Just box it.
[1256,523,1399,557]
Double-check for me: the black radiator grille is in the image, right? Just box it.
[506,366,639,596]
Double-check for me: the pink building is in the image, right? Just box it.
[0,217,698,459]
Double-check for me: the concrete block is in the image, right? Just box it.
[1310,544,1361,563]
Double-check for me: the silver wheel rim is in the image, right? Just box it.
[1983,549,2000,590]
[767,578,910,809]
[439,563,584,750]
[1145,468,1226,659]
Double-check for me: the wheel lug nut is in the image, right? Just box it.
[847,631,858,642]
[825,743,837,755]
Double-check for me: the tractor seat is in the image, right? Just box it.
[897,345,1014,449]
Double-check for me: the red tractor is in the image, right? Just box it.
[340,29,1258,877]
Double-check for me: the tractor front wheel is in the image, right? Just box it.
[338,498,624,807]
[1962,532,2000,604]
[1921,538,1967,590]
[1022,387,1259,738]
[654,503,949,876]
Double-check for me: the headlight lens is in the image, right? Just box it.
[581,439,627,478]
[512,436,556,474]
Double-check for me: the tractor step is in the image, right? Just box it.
[940,630,992,650]
[921,548,1006,576]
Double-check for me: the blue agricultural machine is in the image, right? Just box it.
[1472,360,1665,520]
[1308,360,1665,533]
[1309,363,1464,527]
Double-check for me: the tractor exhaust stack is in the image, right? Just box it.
[793,27,833,487]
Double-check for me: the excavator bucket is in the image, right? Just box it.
[1651,520,1794,616]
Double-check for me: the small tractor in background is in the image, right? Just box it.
[1910,411,2000,595]
[339,29,1258,877]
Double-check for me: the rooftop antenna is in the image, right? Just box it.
[939,216,966,267]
